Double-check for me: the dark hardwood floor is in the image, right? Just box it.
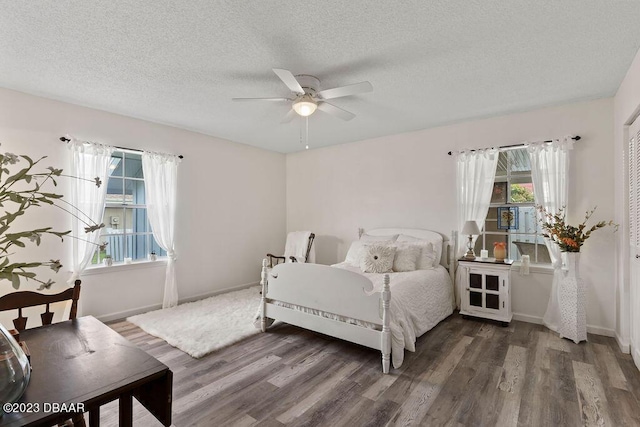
[100,314,640,426]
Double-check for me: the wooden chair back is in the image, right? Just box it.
[267,233,316,267]
[0,280,81,332]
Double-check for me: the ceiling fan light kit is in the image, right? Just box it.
[233,68,373,149]
[293,94,317,117]
[233,68,372,122]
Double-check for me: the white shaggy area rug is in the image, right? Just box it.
[127,286,261,358]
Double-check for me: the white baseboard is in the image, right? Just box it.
[512,313,543,325]
[96,281,259,323]
[634,347,640,368]
[512,312,616,337]
[615,333,631,354]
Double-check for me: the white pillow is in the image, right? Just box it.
[393,245,421,272]
[345,241,364,265]
[360,233,399,242]
[396,234,443,266]
[415,243,438,270]
[360,244,396,273]
[345,235,398,265]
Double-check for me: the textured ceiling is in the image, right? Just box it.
[1,1,640,153]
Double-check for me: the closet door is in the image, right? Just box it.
[629,116,640,369]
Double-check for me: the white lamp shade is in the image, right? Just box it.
[293,95,317,117]
[461,220,480,235]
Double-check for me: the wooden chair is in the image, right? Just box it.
[0,280,81,332]
[0,280,85,426]
[267,232,315,268]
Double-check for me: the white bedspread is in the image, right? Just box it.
[332,262,454,368]
[255,263,454,369]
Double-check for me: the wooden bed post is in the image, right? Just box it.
[260,259,268,332]
[381,274,391,374]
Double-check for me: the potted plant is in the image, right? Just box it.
[536,205,617,343]
[103,255,113,267]
[149,251,157,261]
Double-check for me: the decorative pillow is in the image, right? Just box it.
[360,244,396,273]
[345,235,398,266]
[345,241,364,265]
[393,245,421,272]
[397,234,443,266]
[414,243,438,270]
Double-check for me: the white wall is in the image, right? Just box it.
[0,87,286,325]
[287,98,617,332]
[614,46,640,353]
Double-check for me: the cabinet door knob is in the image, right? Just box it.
[636,254,640,259]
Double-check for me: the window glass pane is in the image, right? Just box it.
[514,206,536,233]
[496,152,508,177]
[124,152,144,178]
[129,234,148,260]
[491,182,507,204]
[96,150,168,266]
[124,208,148,233]
[104,207,124,231]
[109,152,123,177]
[484,219,499,232]
[91,236,110,265]
[510,183,534,203]
[105,177,124,204]
[103,233,124,263]
[507,149,531,173]
[150,238,167,257]
[124,179,145,205]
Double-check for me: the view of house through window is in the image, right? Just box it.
[474,148,550,263]
[91,151,166,265]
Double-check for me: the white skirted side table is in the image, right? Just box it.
[557,252,587,343]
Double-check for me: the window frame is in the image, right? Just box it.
[93,149,164,266]
[477,148,548,264]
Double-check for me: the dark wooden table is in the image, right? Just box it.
[0,316,172,427]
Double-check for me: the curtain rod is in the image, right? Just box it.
[59,137,184,159]
[446,135,581,156]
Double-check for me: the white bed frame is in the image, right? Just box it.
[259,228,456,373]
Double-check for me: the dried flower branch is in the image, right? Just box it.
[536,206,618,252]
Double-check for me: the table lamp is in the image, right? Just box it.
[461,220,481,260]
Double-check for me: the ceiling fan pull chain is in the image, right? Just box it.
[305,117,309,150]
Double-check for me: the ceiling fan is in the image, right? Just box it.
[233,69,373,123]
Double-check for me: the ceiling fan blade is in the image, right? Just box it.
[317,81,373,100]
[317,102,356,121]
[273,69,305,94]
[281,109,297,124]
[232,97,290,102]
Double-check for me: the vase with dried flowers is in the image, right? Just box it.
[536,205,617,343]
[536,206,617,253]
[0,145,105,411]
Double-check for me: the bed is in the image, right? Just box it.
[257,228,456,373]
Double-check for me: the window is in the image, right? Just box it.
[91,151,166,265]
[474,148,550,263]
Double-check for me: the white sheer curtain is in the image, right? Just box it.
[67,138,114,283]
[527,137,573,331]
[142,152,180,308]
[455,148,499,307]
